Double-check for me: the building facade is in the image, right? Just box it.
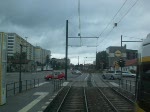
[106,46,126,70]
[6,33,51,72]
[34,46,51,64]
[106,45,138,71]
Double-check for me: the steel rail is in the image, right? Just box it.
[94,81,119,112]
[99,76,135,104]
[56,86,72,112]
[56,81,77,112]
[83,87,89,112]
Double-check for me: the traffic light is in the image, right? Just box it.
[118,58,125,67]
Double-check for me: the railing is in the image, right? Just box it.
[6,78,65,97]
[6,78,42,97]
[118,79,136,95]
[52,79,65,92]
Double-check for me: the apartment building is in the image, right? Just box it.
[7,33,25,56]
[6,33,51,72]
[35,46,51,64]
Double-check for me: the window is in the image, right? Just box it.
[8,46,13,48]
[8,37,14,39]
[8,40,14,42]
[8,43,14,45]
[8,49,13,51]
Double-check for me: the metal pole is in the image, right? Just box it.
[25,37,28,72]
[19,44,22,93]
[65,20,68,80]
[78,56,79,65]
[121,35,123,85]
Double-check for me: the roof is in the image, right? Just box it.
[125,59,137,66]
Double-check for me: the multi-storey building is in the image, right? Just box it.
[6,33,51,72]
[7,33,26,56]
[106,46,126,70]
[34,46,51,64]
[106,45,138,71]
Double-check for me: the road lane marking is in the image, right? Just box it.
[18,92,49,112]
[61,82,69,86]
[109,82,119,87]
[42,106,47,109]
[45,102,50,104]
[35,82,49,87]
[84,74,89,81]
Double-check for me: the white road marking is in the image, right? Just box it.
[42,106,47,109]
[84,74,89,81]
[45,102,50,105]
[35,82,49,87]
[109,82,119,87]
[61,82,69,86]
[18,92,49,112]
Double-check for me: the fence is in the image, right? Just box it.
[118,79,136,95]
[6,79,41,97]
[6,78,65,97]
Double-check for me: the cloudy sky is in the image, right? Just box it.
[0,0,150,64]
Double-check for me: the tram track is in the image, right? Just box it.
[93,75,135,112]
[44,80,88,112]
[44,73,135,112]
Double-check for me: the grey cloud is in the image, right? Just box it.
[0,0,150,63]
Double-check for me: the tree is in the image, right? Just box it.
[96,51,108,70]
[45,55,50,65]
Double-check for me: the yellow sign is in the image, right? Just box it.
[115,50,122,57]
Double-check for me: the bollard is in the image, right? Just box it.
[34,79,35,88]
[30,80,32,88]
[6,84,8,97]
[26,80,27,90]
[126,80,127,90]
[56,80,58,90]
[38,79,39,87]
[119,79,120,88]
[54,79,55,92]
[130,80,132,92]
[14,82,16,95]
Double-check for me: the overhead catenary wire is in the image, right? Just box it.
[117,0,140,23]
[123,35,144,40]
[97,0,139,49]
[98,0,128,37]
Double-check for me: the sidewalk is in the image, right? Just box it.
[0,81,63,112]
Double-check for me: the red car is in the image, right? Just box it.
[45,71,65,80]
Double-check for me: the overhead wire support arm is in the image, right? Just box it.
[68,37,99,38]
[122,41,143,42]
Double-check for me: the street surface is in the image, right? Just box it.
[0,72,136,112]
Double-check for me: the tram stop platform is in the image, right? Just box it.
[0,81,65,112]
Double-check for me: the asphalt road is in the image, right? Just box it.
[6,69,80,83]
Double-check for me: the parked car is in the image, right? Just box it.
[122,71,136,77]
[44,71,65,80]
[72,70,82,75]
[102,71,121,80]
